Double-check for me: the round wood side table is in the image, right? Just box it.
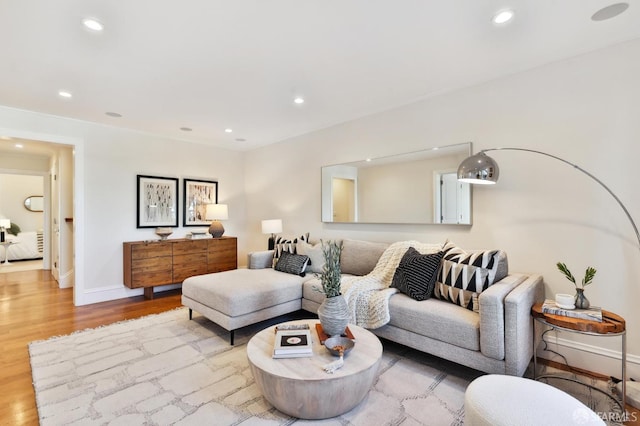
[531,302,626,411]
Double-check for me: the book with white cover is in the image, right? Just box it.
[541,299,603,322]
[273,329,313,357]
[185,232,212,239]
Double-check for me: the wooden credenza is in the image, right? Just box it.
[123,236,237,299]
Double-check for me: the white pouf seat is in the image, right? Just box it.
[465,374,605,426]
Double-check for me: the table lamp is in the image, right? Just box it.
[206,204,228,238]
[261,219,282,250]
[0,219,10,243]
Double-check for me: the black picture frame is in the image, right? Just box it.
[136,175,179,228]
[183,178,218,227]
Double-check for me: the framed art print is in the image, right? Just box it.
[183,178,218,226]
[136,175,179,228]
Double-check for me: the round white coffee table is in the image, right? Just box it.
[247,319,382,419]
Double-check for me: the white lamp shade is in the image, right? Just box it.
[261,219,282,234]
[0,219,10,228]
[206,204,228,221]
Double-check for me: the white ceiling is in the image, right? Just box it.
[0,1,639,153]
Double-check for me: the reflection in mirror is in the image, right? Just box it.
[24,195,44,212]
[321,142,472,224]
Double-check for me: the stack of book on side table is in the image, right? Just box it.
[542,299,603,322]
[272,325,313,359]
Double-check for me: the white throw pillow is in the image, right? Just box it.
[296,241,325,273]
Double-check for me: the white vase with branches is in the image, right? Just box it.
[316,240,350,336]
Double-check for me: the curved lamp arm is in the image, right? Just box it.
[458,147,640,249]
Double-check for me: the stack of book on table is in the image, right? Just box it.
[185,230,212,239]
[273,325,313,359]
[541,299,603,322]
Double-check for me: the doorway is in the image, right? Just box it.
[434,171,471,224]
[0,173,47,272]
[0,135,78,295]
[332,177,356,222]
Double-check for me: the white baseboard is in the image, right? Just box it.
[58,269,74,288]
[537,334,640,381]
[75,283,182,306]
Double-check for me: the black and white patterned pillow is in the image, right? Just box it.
[433,241,508,312]
[274,251,309,277]
[272,233,310,268]
[391,247,444,301]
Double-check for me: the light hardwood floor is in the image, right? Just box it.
[1,268,638,425]
[0,269,182,425]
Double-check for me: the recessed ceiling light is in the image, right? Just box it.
[180,127,192,132]
[366,158,372,162]
[492,9,514,24]
[82,18,104,32]
[105,112,122,117]
[225,128,233,133]
[293,97,305,104]
[15,143,24,149]
[591,3,629,21]
[58,90,72,98]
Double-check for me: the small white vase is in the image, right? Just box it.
[317,295,350,336]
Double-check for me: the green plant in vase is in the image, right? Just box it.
[318,240,343,298]
[316,240,350,336]
[556,262,597,309]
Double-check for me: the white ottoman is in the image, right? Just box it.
[465,375,605,426]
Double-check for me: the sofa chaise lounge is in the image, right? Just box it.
[181,239,544,376]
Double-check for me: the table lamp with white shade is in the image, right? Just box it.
[206,204,228,238]
[261,219,282,250]
[0,219,10,243]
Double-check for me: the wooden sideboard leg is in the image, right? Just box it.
[230,330,235,346]
[143,287,154,299]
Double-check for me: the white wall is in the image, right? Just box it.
[244,39,640,379]
[0,174,44,232]
[0,106,247,305]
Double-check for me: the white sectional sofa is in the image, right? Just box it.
[182,239,544,376]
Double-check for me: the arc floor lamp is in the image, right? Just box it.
[457,147,640,248]
[457,147,640,409]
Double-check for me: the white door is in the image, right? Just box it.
[437,172,471,224]
[440,173,459,224]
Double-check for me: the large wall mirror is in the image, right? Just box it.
[321,142,472,225]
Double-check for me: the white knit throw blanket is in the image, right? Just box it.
[341,240,443,329]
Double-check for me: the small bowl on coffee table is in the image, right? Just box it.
[324,336,355,356]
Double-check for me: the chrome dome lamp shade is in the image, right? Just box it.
[457,152,499,184]
[456,147,640,251]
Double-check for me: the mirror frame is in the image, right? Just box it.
[321,142,472,225]
[24,195,44,212]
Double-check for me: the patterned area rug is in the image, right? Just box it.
[29,308,621,425]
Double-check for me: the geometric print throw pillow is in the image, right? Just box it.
[272,233,310,268]
[391,247,444,301]
[433,241,508,312]
[274,251,310,277]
